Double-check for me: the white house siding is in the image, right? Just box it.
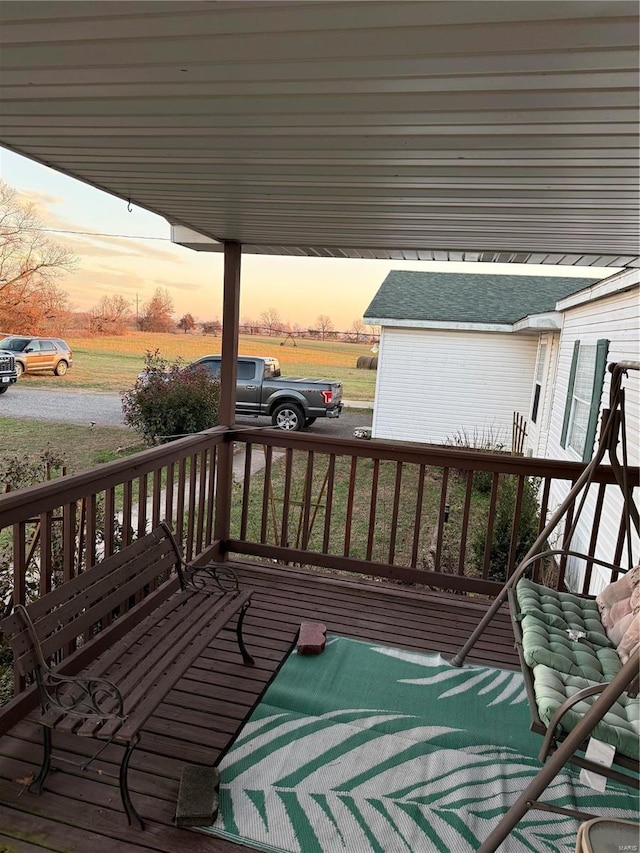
[544,278,640,592]
[525,331,561,458]
[371,327,538,446]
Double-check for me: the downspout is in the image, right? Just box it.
[213,241,241,559]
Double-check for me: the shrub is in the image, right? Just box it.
[122,350,221,444]
[445,426,507,494]
[472,475,541,583]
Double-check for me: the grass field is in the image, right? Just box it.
[0,417,143,474]
[17,332,378,400]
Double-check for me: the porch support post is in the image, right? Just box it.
[213,241,241,558]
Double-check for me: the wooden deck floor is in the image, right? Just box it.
[0,563,517,853]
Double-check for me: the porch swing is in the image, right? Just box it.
[450,361,640,852]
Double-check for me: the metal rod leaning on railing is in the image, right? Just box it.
[476,647,640,852]
[450,361,640,669]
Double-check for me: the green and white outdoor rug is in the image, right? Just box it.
[199,636,638,853]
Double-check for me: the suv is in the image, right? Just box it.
[0,351,18,394]
[0,336,73,377]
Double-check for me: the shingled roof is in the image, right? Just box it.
[363,272,602,326]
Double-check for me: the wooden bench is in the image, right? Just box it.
[0,522,254,830]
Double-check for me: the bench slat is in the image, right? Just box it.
[114,590,253,743]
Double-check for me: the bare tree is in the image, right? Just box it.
[139,287,175,332]
[0,181,76,332]
[349,318,366,342]
[316,314,334,341]
[89,294,132,335]
[259,307,282,336]
[0,180,75,294]
[177,312,196,334]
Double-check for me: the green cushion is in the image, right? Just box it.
[516,579,621,683]
[533,664,640,761]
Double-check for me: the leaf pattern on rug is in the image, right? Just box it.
[370,645,527,706]
[202,637,638,853]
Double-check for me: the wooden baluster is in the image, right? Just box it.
[240,443,253,541]
[86,494,97,569]
[367,459,380,562]
[558,480,576,590]
[280,448,293,552]
[584,482,606,593]
[457,470,474,576]
[165,462,175,529]
[122,481,133,547]
[152,468,162,529]
[63,502,76,583]
[434,467,449,572]
[196,449,208,553]
[534,478,551,583]
[205,447,217,546]
[186,456,197,560]
[344,457,358,557]
[482,472,500,581]
[12,522,26,690]
[175,457,186,547]
[104,488,116,557]
[322,454,336,554]
[138,472,149,539]
[506,475,525,578]
[40,512,52,595]
[388,462,403,565]
[260,445,273,544]
[300,451,314,551]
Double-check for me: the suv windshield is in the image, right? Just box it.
[0,337,30,352]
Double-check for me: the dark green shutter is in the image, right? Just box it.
[582,338,610,462]
[560,340,580,448]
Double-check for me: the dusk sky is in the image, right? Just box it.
[1,147,617,332]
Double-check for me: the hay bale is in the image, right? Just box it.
[356,355,373,369]
[369,356,378,369]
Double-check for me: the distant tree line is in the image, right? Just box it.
[0,179,378,341]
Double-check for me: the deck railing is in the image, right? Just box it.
[226,428,636,598]
[1,426,636,614]
[0,427,226,611]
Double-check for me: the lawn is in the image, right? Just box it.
[229,448,493,577]
[0,417,143,477]
[17,332,378,400]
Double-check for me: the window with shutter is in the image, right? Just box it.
[562,339,609,461]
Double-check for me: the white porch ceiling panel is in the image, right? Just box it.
[1,1,638,267]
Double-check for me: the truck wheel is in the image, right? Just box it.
[0,386,8,394]
[272,402,305,431]
[304,417,316,427]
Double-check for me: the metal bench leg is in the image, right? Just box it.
[29,726,52,795]
[120,736,145,830]
[236,600,255,666]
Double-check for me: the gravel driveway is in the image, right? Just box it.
[1,387,371,439]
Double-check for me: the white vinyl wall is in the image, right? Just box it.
[371,327,538,446]
[543,271,640,592]
[525,331,561,459]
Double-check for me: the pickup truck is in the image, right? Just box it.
[0,350,18,394]
[189,355,343,431]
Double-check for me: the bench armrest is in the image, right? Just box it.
[182,563,240,594]
[39,671,125,722]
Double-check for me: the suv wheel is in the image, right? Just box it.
[15,361,24,378]
[54,360,68,376]
[272,402,305,431]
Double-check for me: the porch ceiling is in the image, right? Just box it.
[1,1,638,267]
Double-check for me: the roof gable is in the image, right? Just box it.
[363,271,602,325]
